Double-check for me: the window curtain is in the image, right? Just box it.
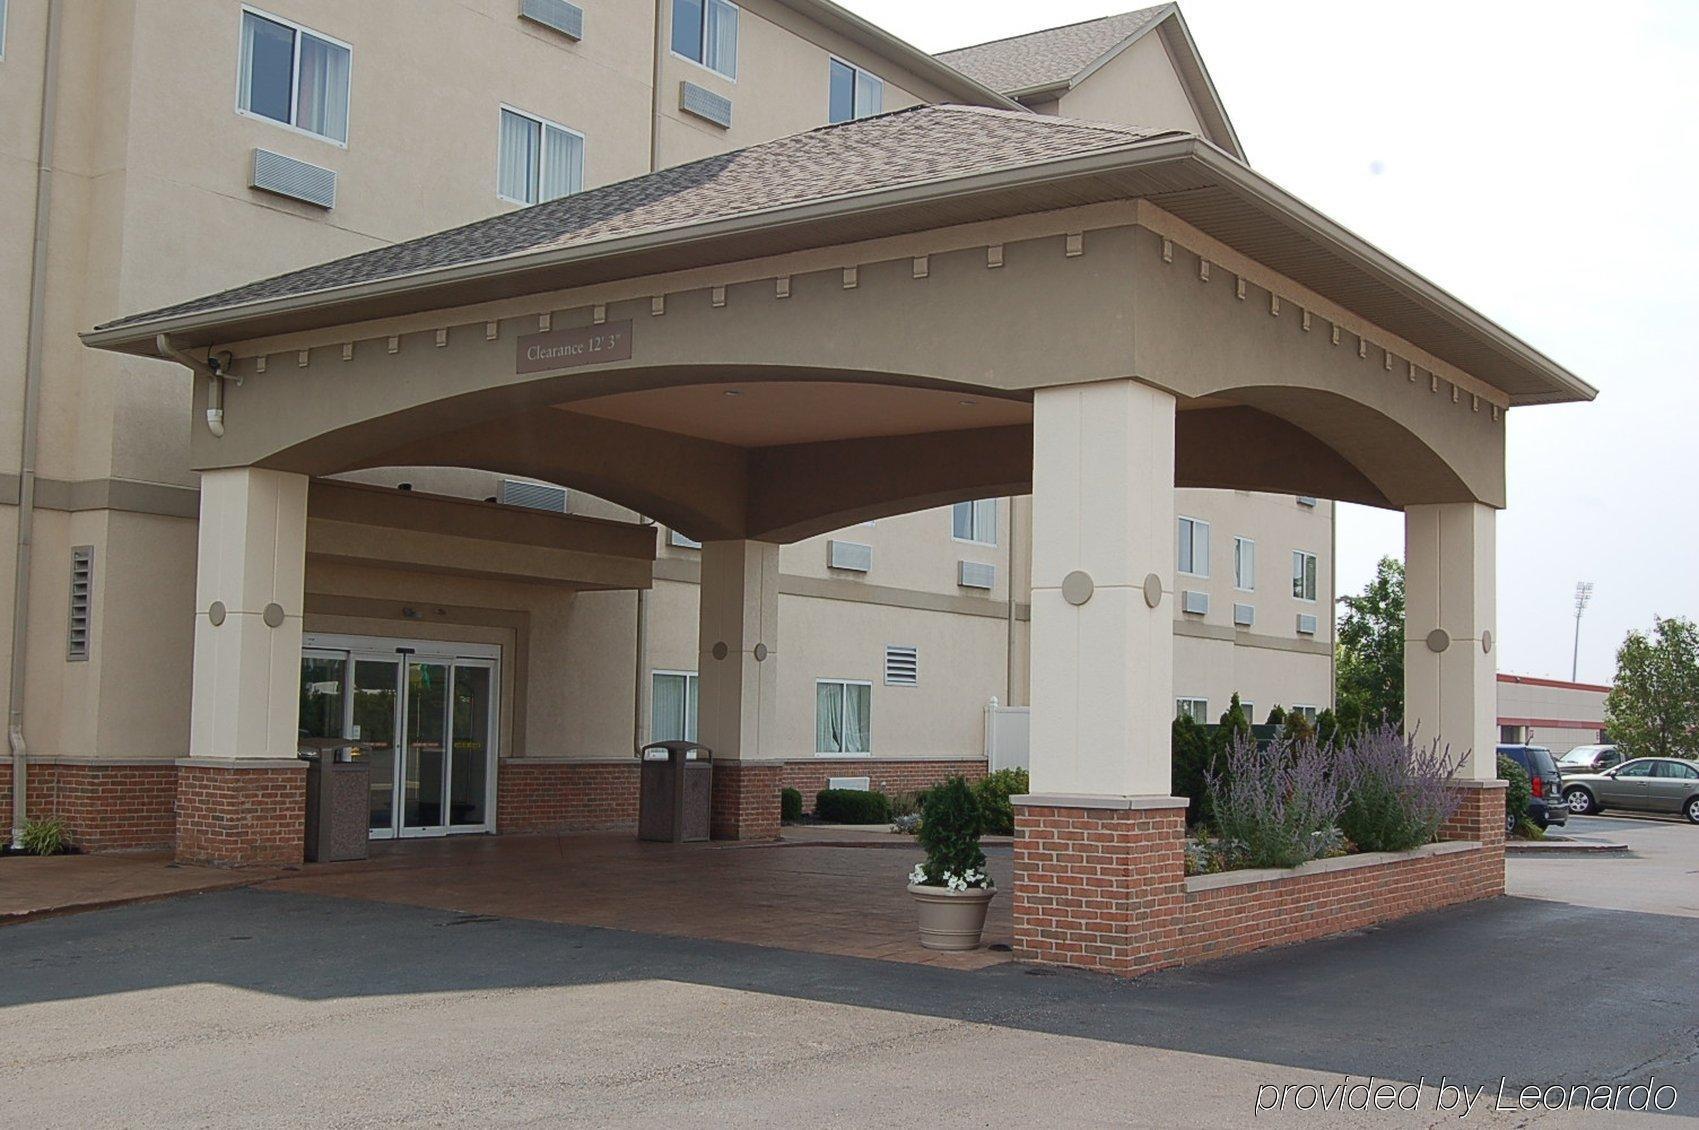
[239,12,295,125]
[707,0,738,76]
[952,501,973,540]
[842,683,870,753]
[652,674,687,742]
[853,72,883,120]
[671,0,705,60]
[973,498,997,544]
[540,124,583,201]
[499,110,539,203]
[295,33,351,142]
[816,683,843,753]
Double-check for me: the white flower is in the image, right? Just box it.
[908,864,927,884]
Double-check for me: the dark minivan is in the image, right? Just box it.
[1497,744,1568,832]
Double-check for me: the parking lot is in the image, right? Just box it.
[1512,812,1699,917]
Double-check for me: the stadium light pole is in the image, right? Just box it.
[1571,581,1594,682]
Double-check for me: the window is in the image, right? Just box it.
[1499,724,1524,744]
[651,671,699,743]
[1177,516,1210,577]
[1291,705,1320,724]
[952,499,997,545]
[1238,703,1255,725]
[1616,760,1656,778]
[1654,761,1699,780]
[672,0,738,78]
[669,529,702,549]
[828,58,883,123]
[1,0,8,59]
[498,107,584,205]
[1176,698,1209,724]
[816,679,871,754]
[1291,550,1318,601]
[1234,537,1255,591]
[238,8,351,144]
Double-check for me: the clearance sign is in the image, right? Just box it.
[515,320,633,374]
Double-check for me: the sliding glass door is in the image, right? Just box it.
[299,636,499,839]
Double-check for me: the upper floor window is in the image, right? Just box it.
[498,106,584,205]
[828,58,883,124]
[238,8,351,144]
[1292,550,1318,602]
[1176,697,1209,724]
[1177,516,1209,577]
[672,0,738,79]
[952,499,997,546]
[1233,536,1255,591]
[1,0,9,60]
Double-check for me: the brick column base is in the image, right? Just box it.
[1441,779,1508,896]
[710,761,782,841]
[1012,795,1189,976]
[175,760,307,867]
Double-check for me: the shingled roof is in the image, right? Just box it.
[94,105,1178,334]
[936,6,1171,95]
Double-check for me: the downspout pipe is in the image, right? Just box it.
[155,334,232,438]
[11,0,64,850]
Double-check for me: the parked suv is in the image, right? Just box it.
[1557,744,1624,776]
[1497,744,1568,832]
[1562,758,1699,824]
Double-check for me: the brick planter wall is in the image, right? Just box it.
[496,759,640,833]
[782,758,989,809]
[1014,782,1507,978]
[175,761,307,867]
[710,761,782,841]
[0,759,178,850]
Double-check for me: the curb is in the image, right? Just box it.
[1505,840,1629,855]
[0,875,272,928]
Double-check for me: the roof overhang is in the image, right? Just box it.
[776,0,1023,112]
[83,136,1593,408]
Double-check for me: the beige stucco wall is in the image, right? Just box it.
[1055,30,1204,136]
[1496,677,1609,755]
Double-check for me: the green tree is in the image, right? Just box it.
[1336,556,1405,734]
[1606,617,1699,759]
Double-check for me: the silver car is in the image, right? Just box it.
[1562,758,1699,823]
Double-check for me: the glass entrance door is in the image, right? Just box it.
[299,635,499,840]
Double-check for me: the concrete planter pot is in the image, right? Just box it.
[907,883,995,950]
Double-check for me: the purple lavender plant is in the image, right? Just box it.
[1337,725,1464,852]
[1205,732,1344,869]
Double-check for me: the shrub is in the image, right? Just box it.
[1172,715,1219,828]
[911,776,990,889]
[888,790,926,819]
[814,788,891,824]
[972,767,1029,834]
[1206,732,1343,869]
[780,787,803,822]
[1498,754,1532,833]
[21,816,69,856]
[1337,726,1463,851]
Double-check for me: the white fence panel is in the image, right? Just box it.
[983,702,1030,773]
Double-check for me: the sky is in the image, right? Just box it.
[840,0,1698,685]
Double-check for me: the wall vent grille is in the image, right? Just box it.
[519,0,583,39]
[68,546,94,661]
[1233,602,1255,627]
[957,560,996,590]
[884,645,918,686]
[828,540,872,572]
[679,81,733,127]
[499,478,568,513]
[1181,589,1210,616]
[1297,613,1319,635]
[250,148,336,208]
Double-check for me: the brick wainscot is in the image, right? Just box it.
[1,758,178,851]
[175,759,308,867]
[782,758,989,810]
[1012,781,1507,977]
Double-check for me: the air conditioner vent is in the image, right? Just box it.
[679,81,733,128]
[1297,613,1319,636]
[519,0,583,39]
[958,561,996,590]
[827,776,870,791]
[1181,589,1209,616]
[884,645,918,687]
[498,479,568,513]
[1233,602,1255,627]
[828,540,872,573]
[250,148,336,208]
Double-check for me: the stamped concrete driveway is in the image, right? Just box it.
[1510,814,1699,918]
[3,869,1697,1127]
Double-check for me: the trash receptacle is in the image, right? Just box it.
[300,742,371,862]
[638,740,712,842]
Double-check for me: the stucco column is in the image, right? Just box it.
[1027,379,1177,798]
[181,467,309,865]
[697,539,781,839]
[1404,502,1498,780]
